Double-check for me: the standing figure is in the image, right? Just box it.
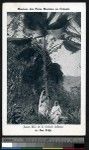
[38,90,49,117]
[50,101,62,124]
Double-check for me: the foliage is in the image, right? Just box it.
[8,12,81,54]
[7,41,80,124]
[7,12,81,124]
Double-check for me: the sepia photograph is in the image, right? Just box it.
[2,3,86,136]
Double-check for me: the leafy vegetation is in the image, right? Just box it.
[7,12,81,124]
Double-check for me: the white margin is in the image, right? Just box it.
[2,2,86,136]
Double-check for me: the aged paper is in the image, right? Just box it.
[2,2,86,136]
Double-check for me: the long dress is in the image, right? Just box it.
[50,105,62,124]
[38,91,49,117]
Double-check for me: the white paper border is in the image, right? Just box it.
[2,2,86,136]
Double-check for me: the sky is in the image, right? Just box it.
[50,46,81,77]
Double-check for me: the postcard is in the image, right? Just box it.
[2,2,86,136]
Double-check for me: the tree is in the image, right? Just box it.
[7,12,81,117]
[23,12,81,100]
